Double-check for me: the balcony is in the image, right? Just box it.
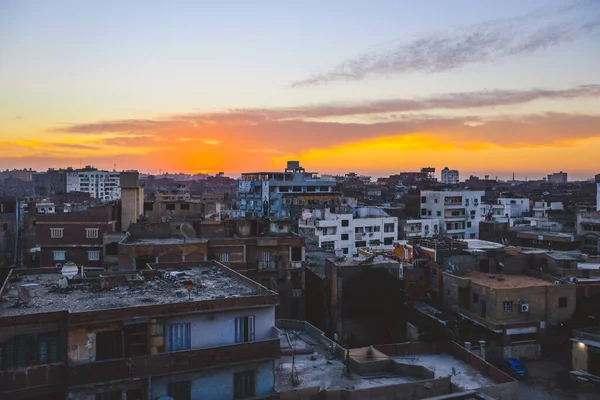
[0,362,67,395]
[69,338,280,387]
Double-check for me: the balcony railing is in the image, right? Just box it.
[0,362,67,395]
[69,338,280,387]
[258,261,276,269]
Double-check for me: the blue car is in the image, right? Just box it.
[495,358,528,378]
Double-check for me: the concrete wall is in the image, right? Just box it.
[68,322,122,365]
[572,341,589,371]
[502,342,542,360]
[151,360,274,400]
[164,306,275,351]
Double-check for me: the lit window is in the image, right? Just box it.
[88,251,100,261]
[50,228,63,238]
[53,251,66,261]
[219,253,230,263]
[86,228,99,239]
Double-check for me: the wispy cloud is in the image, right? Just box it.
[203,139,221,145]
[292,1,600,87]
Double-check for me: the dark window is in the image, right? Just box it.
[559,297,568,308]
[503,301,513,312]
[166,203,176,210]
[124,323,148,357]
[342,248,349,254]
[384,223,395,233]
[447,289,451,296]
[144,202,154,211]
[384,237,393,245]
[180,203,190,210]
[96,330,123,360]
[355,240,366,248]
[234,371,256,399]
[235,316,255,343]
[105,242,118,256]
[341,233,349,240]
[421,208,427,216]
[467,222,472,228]
[421,196,426,203]
[1,333,59,369]
[96,391,121,400]
[291,247,302,261]
[437,211,442,216]
[168,380,191,400]
[472,293,479,304]
[341,220,349,227]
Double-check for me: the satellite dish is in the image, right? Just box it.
[180,223,197,239]
[61,262,79,279]
[18,286,32,304]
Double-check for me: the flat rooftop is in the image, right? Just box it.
[392,354,494,391]
[0,265,260,317]
[462,271,552,288]
[463,239,505,250]
[578,262,600,270]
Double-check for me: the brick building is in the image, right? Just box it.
[36,204,120,267]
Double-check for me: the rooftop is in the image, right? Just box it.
[545,252,583,261]
[120,237,208,245]
[461,271,552,288]
[0,264,263,317]
[463,239,505,251]
[578,262,600,270]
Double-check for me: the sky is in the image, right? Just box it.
[1,0,599,180]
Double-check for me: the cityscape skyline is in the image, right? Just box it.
[1,0,599,178]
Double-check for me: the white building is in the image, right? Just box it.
[66,166,121,201]
[420,190,485,239]
[483,198,531,221]
[596,182,600,211]
[402,219,440,239]
[298,207,398,255]
[441,167,460,184]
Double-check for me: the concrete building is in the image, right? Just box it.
[577,211,600,255]
[441,167,460,184]
[238,161,337,218]
[0,168,35,181]
[496,197,530,218]
[443,270,576,359]
[548,171,568,183]
[298,207,398,255]
[33,168,68,195]
[401,218,440,239]
[66,166,121,201]
[571,327,600,383]
[420,190,485,239]
[0,262,280,399]
[532,201,564,218]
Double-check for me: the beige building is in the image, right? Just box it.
[443,270,576,359]
[571,327,600,381]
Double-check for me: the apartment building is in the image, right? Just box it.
[496,198,530,218]
[443,270,576,359]
[577,211,600,255]
[238,161,337,218]
[401,218,440,239]
[441,167,460,184]
[66,166,121,201]
[36,204,119,267]
[0,262,280,399]
[547,171,568,184]
[420,190,485,239]
[0,168,35,181]
[533,201,564,218]
[297,206,398,255]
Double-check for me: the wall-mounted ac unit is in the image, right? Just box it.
[520,303,530,313]
[356,234,363,240]
[554,280,562,285]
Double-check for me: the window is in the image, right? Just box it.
[503,301,513,312]
[180,203,190,210]
[219,253,231,262]
[53,251,66,261]
[88,251,100,261]
[341,220,349,227]
[234,371,255,399]
[355,240,367,248]
[1,333,59,369]
[341,233,349,241]
[472,293,479,304]
[235,316,255,343]
[258,252,275,269]
[421,196,426,203]
[559,297,568,308]
[364,226,373,233]
[86,228,99,239]
[355,227,364,234]
[447,289,451,296]
[291,247,302,261]
[342,248,349,254]
[421,209,427,216]
[384,237,393,245]
[321,241,335,250]
[168,380,191,400]
[384,223,395,233]
[437,211,442,216]
[168,323,191,351]
[467,222,472,228]
[374,226,381,232]
[50,228,63,238]
[166,203,176,210]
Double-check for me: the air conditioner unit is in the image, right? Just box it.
[520,303,530,313]
[369,233,374,237]
[554,280,562,285]
[55,263,63,268]
[356,234,363,240]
